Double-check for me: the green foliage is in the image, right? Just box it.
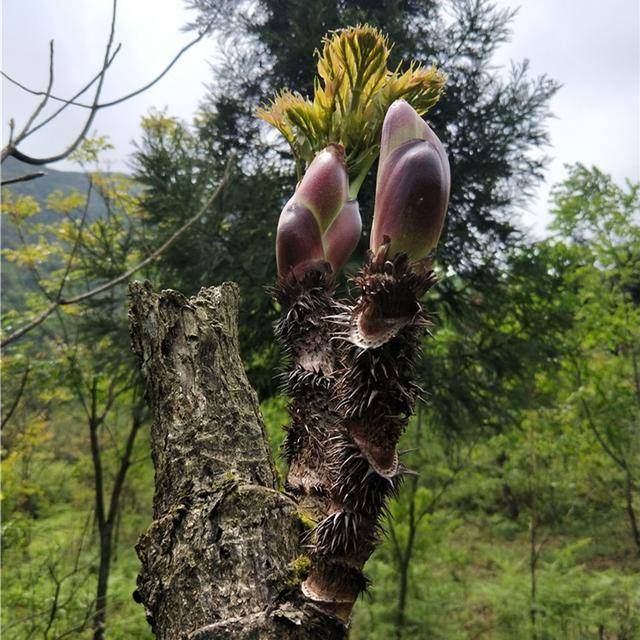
[3,165,640,637]
[260,395,288,483]
[350,411,640,639]
[2,402,154,639]
[348,166,640,639]
[2,149,153,638]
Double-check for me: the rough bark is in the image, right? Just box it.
[129,281,346,640]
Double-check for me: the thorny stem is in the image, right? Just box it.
[292,246,437,622]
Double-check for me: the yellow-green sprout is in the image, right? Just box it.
[257,25,446,198]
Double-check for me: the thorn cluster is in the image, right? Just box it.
[302,244,437,619]
[270,95,449,627]
[272,264,339,506]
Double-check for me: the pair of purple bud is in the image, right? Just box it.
[276,100,451,278]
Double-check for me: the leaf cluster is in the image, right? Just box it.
[257,25,445,186]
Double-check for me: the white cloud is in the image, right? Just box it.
[492,0,640,235]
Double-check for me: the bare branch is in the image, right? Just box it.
[1,13,213,167]
[10,40,55,150]
[7,118,15,146]
[17,45,122,141]
[61,156,234,305]
[1,171,46,186]
[1,359,31,431]
[4,0,118,166]
[3,22,212,113]
[1,303,59,348]
[1,155,234,348]
[78,21,214,110]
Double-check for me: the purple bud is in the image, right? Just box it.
[276,200,325,277]
[378,100,430,163]
[371,103,450,259]
[296,144,349,234]
[275,144,351,278]
[323,200,362,275]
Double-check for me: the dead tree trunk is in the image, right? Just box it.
[128,281,346,640]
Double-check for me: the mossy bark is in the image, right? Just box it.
[128,282,346,640]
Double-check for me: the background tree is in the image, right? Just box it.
[348,167,640,638]
[549,165,640,554]
[3,150,161,638]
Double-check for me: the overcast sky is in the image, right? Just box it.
[2,0,639,236]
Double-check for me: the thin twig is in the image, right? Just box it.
[8,46,122,141]
[15,224,55,301]
[1,360,31,430]
[570,353,629,471]
[1,172,46,186]
[1,16,213,167]
[2,303,59,348]
[81,21,214,110]
[4,0,118,166]
[61,157,233,305]
[54,180,94,300]
[2,22,212,112]
[11,41,55,147]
